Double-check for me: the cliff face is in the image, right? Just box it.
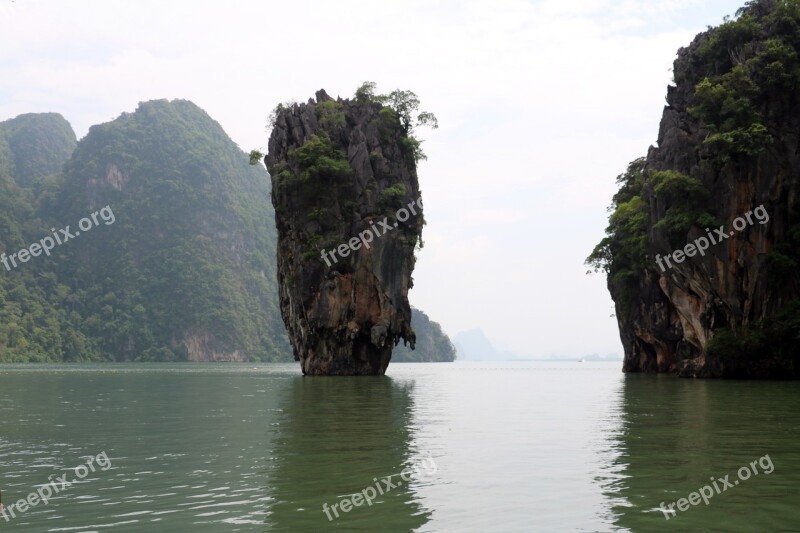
[267,90,423,375]
[599,0,800,378]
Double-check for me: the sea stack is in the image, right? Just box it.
[266,89,424,375]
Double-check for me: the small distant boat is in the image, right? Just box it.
[578,358,585,363]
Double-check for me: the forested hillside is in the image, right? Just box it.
[0,113,90,361]
[48,100,289,361]
[393,308,456,362]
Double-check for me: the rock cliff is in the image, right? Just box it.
[266,89,424,375]
[591,0,800,378]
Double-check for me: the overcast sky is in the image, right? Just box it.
[1,0,745,358]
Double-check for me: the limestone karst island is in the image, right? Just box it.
[589,0,800,379]
[263,86,433,375]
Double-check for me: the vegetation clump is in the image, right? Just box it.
[287,132,351,182]
[355,81,438,162]
[586,161,715,318]
[684,0,800,162]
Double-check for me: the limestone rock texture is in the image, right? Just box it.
[266,90,423,375]
[612,0,800,378]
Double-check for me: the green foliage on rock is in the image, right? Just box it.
[384,89,439,135]
[649,170,716,243]
[379,183,407,210]
[354,81,379,103]
[316,100,346,129]
[586,159,648,281]
[355,81,438,163]
[287,132,352,182]
[588,162,715,279]
[249,150,265,165]
[685,0,800,162]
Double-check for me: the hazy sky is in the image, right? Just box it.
[1,0,745,358]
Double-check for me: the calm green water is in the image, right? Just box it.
[0,362,798,532]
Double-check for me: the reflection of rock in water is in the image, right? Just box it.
[607,376,800,531]
[264,376,430,531]
[606,376,715,530]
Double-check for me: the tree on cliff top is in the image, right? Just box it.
[355,81,439,163]
[354,81,439,135]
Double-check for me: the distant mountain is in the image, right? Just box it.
[393,308,456,362]
[0,112,76,187]
[453,328,520,361]
[0,102,455,363]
